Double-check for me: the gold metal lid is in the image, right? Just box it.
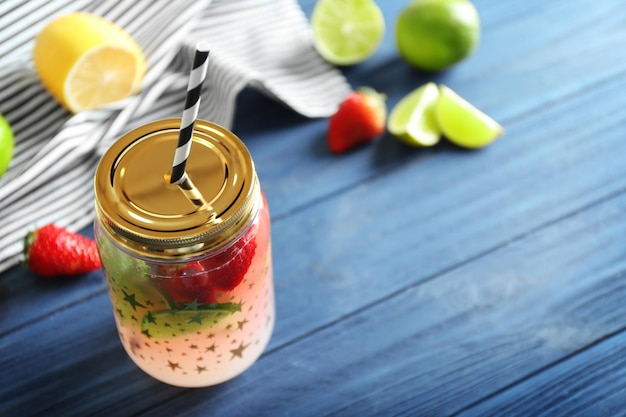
[94,118,258,258]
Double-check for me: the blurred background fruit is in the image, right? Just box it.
[395,0,480,72]
[311,0,385,65]
[0,114,14,178]
[435,85,503,148]
[387,82,441,147]
[33,12,146,113]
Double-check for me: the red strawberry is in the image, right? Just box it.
[153,262,217,304]
[24,224,101,277]
[327,87,387,154]
[153,223,257,304]
[201,231,257,291]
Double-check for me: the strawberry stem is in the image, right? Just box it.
[22,229,37,266]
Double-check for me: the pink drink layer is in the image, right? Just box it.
[97,196,274,387]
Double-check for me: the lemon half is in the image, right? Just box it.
[33,12,147,113]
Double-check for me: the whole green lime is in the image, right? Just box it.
[0,114,14,178]
[395,0,480,72]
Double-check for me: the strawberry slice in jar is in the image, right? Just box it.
[153,224,257,304]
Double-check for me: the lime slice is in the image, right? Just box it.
[107,275,175,326]
[311,0,385,66]
[141,303,241,338]
[0,114,14,178]
[388,82,441,147]
[435,85,504,148]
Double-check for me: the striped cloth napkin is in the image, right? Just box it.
[0,0,351,273]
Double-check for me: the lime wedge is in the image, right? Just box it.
[435,85,504,148]
[141,303,241,338]
[311,0,385,66]
[388,82,441,147]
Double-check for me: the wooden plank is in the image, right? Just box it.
[0,295,178,417]
[5,152,622,416]
[0,2,624,415]
[0,227,105,336]
[1,0,624,339]
[2,74,626,416]
[457,332,626,416]
[266,70,626,348]
[148,179,626,416]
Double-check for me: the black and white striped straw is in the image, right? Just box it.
[170,43,210,184]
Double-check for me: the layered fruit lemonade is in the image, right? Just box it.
[94,119,275,387]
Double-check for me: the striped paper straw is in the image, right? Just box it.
[170,43,210,184]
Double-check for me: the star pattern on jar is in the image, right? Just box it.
[184,299,201,310]
[230,342,249,360]
[144,312,157,324]
[167,361,181,371]
[122,290,146,311]
[188,313,204,325]
[109,253,274,386]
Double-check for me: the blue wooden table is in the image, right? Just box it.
[3,0,626,415]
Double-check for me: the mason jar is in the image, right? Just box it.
[94,119,274,387]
